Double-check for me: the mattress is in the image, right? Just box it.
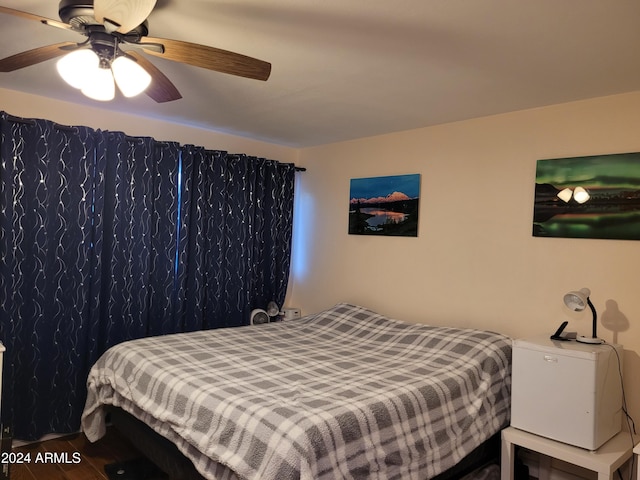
[82,303,511,480]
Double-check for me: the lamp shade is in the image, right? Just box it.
[562,287,603,344]
[56,49,100,89]
[563,288,591,311]
[111,56,151,97]
[81,66,115,101]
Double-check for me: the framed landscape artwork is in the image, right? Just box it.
[349,173,420,237]
[533,152,640,240]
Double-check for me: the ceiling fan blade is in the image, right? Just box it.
[140,36,271,81]
[0,42,77,73]
[0,6,73,31]
[126,51,182,103]
[94,0,157,34]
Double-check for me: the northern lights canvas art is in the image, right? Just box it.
[533,153,640,240]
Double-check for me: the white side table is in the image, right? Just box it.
[634,443,640,480]
[501,426,635,480]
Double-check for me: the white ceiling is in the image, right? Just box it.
[1,1,640,148]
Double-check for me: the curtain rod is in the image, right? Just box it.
[5,114,307,172]
[6,115,36,126]
[7,115,77,133]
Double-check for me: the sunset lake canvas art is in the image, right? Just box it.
[349,174,420,236]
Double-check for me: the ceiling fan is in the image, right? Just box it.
[0,0,272,102]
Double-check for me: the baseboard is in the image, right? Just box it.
[12,430,81,448]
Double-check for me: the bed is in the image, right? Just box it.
[81,303,512,480]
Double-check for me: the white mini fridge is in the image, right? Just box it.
[510,335,623,450]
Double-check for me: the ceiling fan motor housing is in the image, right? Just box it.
[58,0,148,35]
[59,0,99,26]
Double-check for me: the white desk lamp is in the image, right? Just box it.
[563,288,604,344]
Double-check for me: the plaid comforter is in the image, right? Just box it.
[82,303,511,480]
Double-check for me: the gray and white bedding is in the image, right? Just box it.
[81,303,511,480]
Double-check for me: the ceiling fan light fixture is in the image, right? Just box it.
[81,64,115,101]
[111,55,151,97]
[56,49,100,89]
[1,2,271,104]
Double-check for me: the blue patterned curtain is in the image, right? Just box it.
[0,112,296,440]
[179,147,295,329]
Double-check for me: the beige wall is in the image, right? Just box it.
[289,91,640,424]
[0,88,298,162]
[3,86,640,428]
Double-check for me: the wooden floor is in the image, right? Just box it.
[10,427,144,480]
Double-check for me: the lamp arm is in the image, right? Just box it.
[587,298,597,338]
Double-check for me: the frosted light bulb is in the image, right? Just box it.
[111,56,151,97]
[56,49,100,89]
[82,66,116,101]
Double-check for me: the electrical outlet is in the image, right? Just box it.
[282,307,301,320]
